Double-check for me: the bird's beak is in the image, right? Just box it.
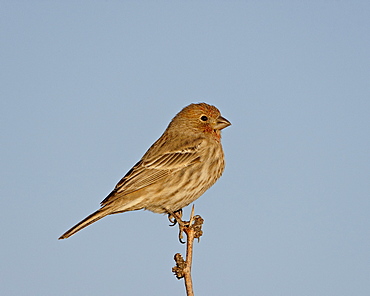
[214,116,231,130]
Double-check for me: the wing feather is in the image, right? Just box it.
[101,139,203,206]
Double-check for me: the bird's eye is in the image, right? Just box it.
[200,115,208,121]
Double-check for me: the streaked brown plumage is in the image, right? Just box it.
[59,103,231,239]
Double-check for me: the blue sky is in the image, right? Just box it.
[1,2,370,295]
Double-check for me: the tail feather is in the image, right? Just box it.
[58,208,109,239]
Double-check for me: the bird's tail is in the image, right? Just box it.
[58,208,110,240]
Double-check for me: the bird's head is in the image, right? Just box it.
[169,103,231,141]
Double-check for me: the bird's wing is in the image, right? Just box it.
[100,140,203,206]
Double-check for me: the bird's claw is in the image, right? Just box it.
[168,209,183,227]
[166,208,190,243]
[168,215,177,226]
[178,221,190,244]
[167,206,203,244]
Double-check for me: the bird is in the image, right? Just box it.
[58,102,231,239]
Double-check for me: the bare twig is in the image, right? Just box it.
[172,206,204,296]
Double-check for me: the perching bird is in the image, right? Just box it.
[59,103,231,239]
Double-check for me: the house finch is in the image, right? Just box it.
[59,103,231,239]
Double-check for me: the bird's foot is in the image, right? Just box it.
[168,209,183,226]
[167,209,188,243]
[167,206,203,244]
